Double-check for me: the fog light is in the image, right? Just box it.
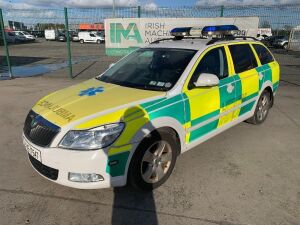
[68,172,104,183]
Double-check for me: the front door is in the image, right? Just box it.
[183,45,239,144]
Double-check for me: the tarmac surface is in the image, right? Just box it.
[0,40,299,225]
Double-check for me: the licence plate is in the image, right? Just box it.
[23,138,42,162]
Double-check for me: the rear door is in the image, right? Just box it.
[228,43,259,117]
[252,43,280,93]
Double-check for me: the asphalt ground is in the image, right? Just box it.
[0,39,118,79]
[0,40,299,225]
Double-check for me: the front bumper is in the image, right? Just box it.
[23,134,127,189]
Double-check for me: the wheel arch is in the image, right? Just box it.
[255,81,274,109]
[264,85,274,107]
[130,116,185,154]
[122,117,185,184]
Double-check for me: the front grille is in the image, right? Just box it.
[23,110,60,147]
[28,154,59,180]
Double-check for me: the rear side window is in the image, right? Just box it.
[229,44,258,73]
[253,44,274,65]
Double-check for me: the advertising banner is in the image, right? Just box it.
[105,17,259,56]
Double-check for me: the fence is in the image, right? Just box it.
[0,4,300,79]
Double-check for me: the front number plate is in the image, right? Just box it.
[23,138,42,162]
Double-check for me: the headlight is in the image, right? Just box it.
[59,123,125,150]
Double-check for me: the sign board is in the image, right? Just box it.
[79,23,104,31]
[257,28,272,37]
[105,17,259,56]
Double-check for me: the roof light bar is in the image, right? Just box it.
[202,25,239,37]
[170,25,240,39]
[170,27,192,37]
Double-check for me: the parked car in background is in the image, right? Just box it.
[261,35,286,47]
[13,31,35,42]
[78,31,104,44]
[71,33,79,42]
[58,33,67,42]
[257,28,272,41]
[256,34,269,41]
[96,32,105,42]
[45,29,58,41]
[5,32,16,43]
[29,30,44,38]
[273,36,289,49]
[57,31,79,42]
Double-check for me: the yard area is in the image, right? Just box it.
[0,40,299,225]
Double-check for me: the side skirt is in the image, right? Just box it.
[183,111,253,153]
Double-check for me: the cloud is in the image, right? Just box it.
[0,0,35,9]
[196,0,300,6]
[0,0,139,9]
[143,2,158,11]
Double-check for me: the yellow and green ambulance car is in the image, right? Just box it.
[23,27,279,190]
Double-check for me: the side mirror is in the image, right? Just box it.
[194,73,219,87]
[109,63,115,68]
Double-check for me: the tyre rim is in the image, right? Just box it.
[257,94,269,121]
[141,140,172,184]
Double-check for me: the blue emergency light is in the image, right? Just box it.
[201,25,239,36]
[170,27,192,37]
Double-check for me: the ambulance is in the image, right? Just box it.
[23,25,280,190]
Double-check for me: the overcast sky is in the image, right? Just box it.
[0,0,299,9]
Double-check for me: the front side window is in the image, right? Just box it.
[98,48,196,91]
[253,44,274,65]
[189,47,228,88]
[229,44,258,73]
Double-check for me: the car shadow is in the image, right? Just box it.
[109,105,159,225]
[111,186,158,225]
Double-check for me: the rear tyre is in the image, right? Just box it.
[283,43,288,50]
[128,129,178,191]
[96,39,101,44]
[246,90,271,125]
[80,39,84,44]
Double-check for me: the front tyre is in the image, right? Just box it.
[247,90,271,125]
[128,130,178,191]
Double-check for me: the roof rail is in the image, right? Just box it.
[149,35,257,45]
[150,36,208,44]
[206,36,258,45]
[150,38,175,44]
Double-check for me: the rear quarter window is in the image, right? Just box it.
[228,44,258,73]
[253,44,274,65]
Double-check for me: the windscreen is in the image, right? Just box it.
[98,48,196,91]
